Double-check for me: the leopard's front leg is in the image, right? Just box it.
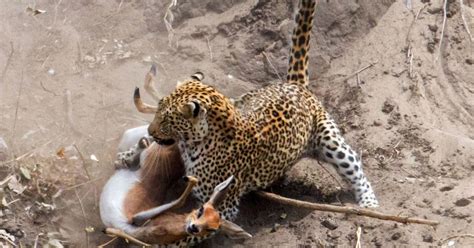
[114,136,154,170]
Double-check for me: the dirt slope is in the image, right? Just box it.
[0,0,472,247]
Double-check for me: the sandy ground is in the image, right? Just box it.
[0,0,473,247]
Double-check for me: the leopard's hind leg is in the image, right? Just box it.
[309,112,379,208]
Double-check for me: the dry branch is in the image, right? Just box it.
[104,228,151,247]
[436,0,448,62]
[341,61,377,82]
[441,234,474,244]
[257,191,439,226]
[262,52,283,83]
[73,144,92,180]
[459,0,473,42]
[64,90,83,136]
[74,189,90,247]
[1,41,14,83]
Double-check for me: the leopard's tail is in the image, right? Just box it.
[286,0,316,87]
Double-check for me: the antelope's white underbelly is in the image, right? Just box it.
[100,169,140,233]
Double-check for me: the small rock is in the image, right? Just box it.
[427,7,442,14]
[422,234,433,243]
[84,55,95,62]
[280,213,287,219]
[47,68,55,76]
[439,185,454,192]
[270,223,280,233]
[321,219,338,230]
[454,198,471,207]
[428,24,438,32]
[288,221,297,228]
[382,100,396,114]
[373,120,382,126]
[466,58,474,65]
[391,232,402,240]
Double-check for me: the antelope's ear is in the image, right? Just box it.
[208,175,234,206]
[180,101,205,119]
[220,220,252,240]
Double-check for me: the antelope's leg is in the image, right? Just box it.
[131,176,198,226]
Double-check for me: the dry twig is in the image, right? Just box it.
[459,0,473,42]
[206,36,213,62]
[436,0,448,62]
[257,191,439,226]
[341,61,377,82]
[441,234,474,244]
[11,69,24,145]
[73,144,92,180]
[164,0,178,47]
[97,236,118,248]
[262,52,283,82]
[64,90,83,136]
[316,160,344,189]
[104,228,151,247]
[355,226,362,248]
[1,41,14,83]
[74,189,90,247]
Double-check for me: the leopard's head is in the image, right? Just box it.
[144,72,233,146]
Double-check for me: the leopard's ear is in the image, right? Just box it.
[176,72,204,88]
[180,100,205,119]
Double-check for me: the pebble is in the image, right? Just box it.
[454,198,471,207]
[428,24,438,32]
[321,219,338,230]
[391,232,402,240]
[270,223,280,233]
[373,120,382,126]
[422,234,434,243]
[466,58,473,65]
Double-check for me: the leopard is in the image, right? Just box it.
[120,0,379,225]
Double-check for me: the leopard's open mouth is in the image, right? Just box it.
[155,138,175,146]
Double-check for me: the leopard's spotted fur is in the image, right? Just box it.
[120,2,378,246]
[146,0,378,221]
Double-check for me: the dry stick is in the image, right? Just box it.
[262,51,283,83]
[97,236,118,248]
[206,36,213,62]
[355,226,362,248]
[341,61,377,82]
[74,189,89,248]
[73,144,92,180]
[441,234,474,244]
[164,0,178,47]
[436,0,448,62]
[39,81,57,96]
[11,69,24,147]
[64,90,83,136]
[104,228,151,247]
[1,41,14,83]
[52,0,63,27]
[257,191,439,226]
[459,0,473,42]
[408,47,414,78]
[316,160,344,189]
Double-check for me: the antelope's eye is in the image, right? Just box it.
[197,207,204,218]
